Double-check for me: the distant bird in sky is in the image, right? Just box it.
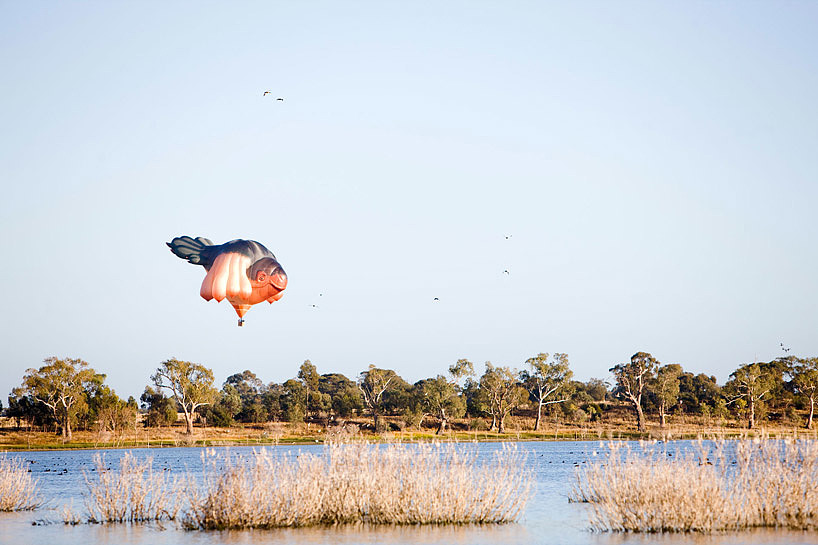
[781,342,791,353]
[433,297,439,301]
[311,304,319,309]
[262,91,285,101]
[505,234,512,239]
[503,269,510,275]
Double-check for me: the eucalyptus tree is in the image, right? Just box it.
[651,364,682,428]
[140,386,178,427]
[151,358,218,434]
[318,373,362,418]
[678,372,721,414]
[263,382,285,422]
[414,360,473,434]
[224,370,267,422]
[725,362,774,429]
[218,384,243,419]
[298,360,325,420]
[478,363,528,433]
[358,365,402,431]
[281,379,306,422]
[86,383,137,433]
[519,353,573,431]
[21,357,100,440]
[610,352,658,432]
[584,378,609,402]
[789,357,818,429]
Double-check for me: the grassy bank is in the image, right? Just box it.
[3,414,818,451]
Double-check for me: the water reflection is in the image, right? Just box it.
[601,529,818,545]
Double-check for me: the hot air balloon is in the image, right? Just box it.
[167,236,288,326]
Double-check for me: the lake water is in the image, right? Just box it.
[0,441,815,545]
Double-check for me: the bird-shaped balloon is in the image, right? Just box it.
[167,236,288,326]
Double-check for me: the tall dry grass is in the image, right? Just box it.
[0,457,41,511]
[82,452,181,523]
[572,438,818,532]
[182,441,532,529]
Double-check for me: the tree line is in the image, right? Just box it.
[5,351,818,440]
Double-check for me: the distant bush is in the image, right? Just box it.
[205,406,234,428]
[469,418,488,431]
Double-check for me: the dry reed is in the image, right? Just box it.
[0,457,41,511]
[182,441,532,529]
[82,452,181,523]
[61,502,83,525]
[572,438,818,532]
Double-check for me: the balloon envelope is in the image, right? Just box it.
[167,236,287,324]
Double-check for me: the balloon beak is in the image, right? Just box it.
[271,268,288,290]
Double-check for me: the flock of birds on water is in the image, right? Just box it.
[263,90,514,311]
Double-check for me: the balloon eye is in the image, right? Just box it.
[257,272,267,282]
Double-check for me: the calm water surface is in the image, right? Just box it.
[0,441,815,545]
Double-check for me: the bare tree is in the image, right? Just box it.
[152,358,217,434]
[610,352,658,432]
[520,353,573,431]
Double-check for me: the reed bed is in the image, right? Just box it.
[82,452,181,523]
[572,438,818,532]
[0,457,41,511]
[182,441,532,529]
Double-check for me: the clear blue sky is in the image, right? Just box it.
[1,1,816,401]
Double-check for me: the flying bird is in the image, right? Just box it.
[167,236,287,326]
[262,91,284,101]
[781,342,791,353]
[503,269,510,275]
[433,297,439,301]
[505,234,512,240]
